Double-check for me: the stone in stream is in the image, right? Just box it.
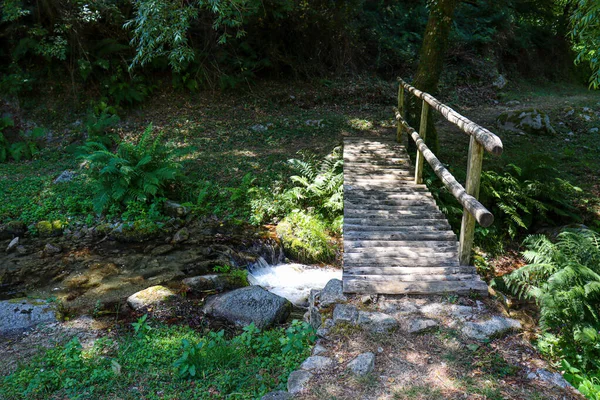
[6,237,19,253]
[171,228,190,244]
[183,274,247,293]
[0,298,58,335]
[462,316,521,340]
[347,352,375,376]
[357,311,398,333]
[319,279,347,307]
[203,286,291,329]
[127,285,177,311]
[287,370,313,394]
[44,243,61,255]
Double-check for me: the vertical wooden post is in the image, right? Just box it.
[397,85,405,143]
[459,136,484,265]
[414,100,429,184]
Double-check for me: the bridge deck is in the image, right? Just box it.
[342,136,488,295]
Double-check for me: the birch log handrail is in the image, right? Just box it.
[397,78,503,156]
[394,78,504,265]
[393,108,493,228]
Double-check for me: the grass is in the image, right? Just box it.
[1,320,315,400]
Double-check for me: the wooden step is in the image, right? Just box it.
[344,251,457,261]
[343,218,449,227]
[345,200,438,208]
[344,240,458,249]
[344,208,443,216]
[343,277,488,295]
[343,272,479,282]
[344,258,458,268]
[344,265,474,275]
[343,231,457,241]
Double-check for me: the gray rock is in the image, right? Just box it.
[497,108,556,135]
[527,369,573,389]
[319,279,346,307]
[287,370,312,394]
[16,245,27,255]
[44,243,61,254]
[462,316,521,340]
[183,274,246,293]
[360,295,373,305]
[308,306,321,330]
[0,298,57,335]
[316,327,330,339]
[333,304,358,324]
[151,244,174,256]
[357,311,398,333]
[127,285,176,311]
[0,221,27,239]
[6,237,19,253]
[408,318,439,333]
[300,355,334,372]
[203,286,291,329]
[163,200,190,217]
[347,352,375,376]
[261,391,292,400]
[308,289,320,308]
[172,228,189,244]
[590,127,599,134]
[312,344,327,356]
[506,100,521,106]
[53,170,76,184]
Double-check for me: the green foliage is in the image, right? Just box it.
[2,322,314,399]
[0,116,46,163]
[570,0,600,88]
[503,230,600,393]
[84,103,120,146]
[479,162,582,241]
[276,210,338,264]
[281,146,343,224]
[131,314,152,338]
[78,124,182,213]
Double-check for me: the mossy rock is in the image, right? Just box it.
[110,221,160,243]
[496,108,556,135]
[276,211,337,264]
[36,220,65,237]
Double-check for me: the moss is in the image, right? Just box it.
[35,220,65,237]
[276,211,338,264]
[111,220,160,242]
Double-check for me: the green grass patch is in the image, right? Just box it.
[1,320,315,400]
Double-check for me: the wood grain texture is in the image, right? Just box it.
[343,136,488,295]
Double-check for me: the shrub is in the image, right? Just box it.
[276,210,338,264]
[79,124,182,213]
[503,229,600,394]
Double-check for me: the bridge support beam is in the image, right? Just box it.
[459,136,484,265]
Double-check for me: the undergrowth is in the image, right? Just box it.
[1,319,315,400]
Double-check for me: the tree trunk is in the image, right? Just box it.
[407,0,459,155]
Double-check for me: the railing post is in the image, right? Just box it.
[414,100,429,184]
[397,85,405,143]
[459,136,484,265]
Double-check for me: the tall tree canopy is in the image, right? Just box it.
[571,0,600,88]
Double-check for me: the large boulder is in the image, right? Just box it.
[0,298,57,335]
[496,108,555,135]
[462,316,521,341]
[203,286,291,329]
[183,274,248,293]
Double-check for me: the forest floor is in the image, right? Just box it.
[1,77,599,398]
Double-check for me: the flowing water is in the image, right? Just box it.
[247,257,342,306]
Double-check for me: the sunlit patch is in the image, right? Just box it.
[348,118,374,130]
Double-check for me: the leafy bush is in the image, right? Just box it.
[1,116,46,163]
[79,124,182,213]
[503,229,600,395]
[84,103,120,146]
[276,210,339,264]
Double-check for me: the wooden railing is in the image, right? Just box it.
[393,77,503,265]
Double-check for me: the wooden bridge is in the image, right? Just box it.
[342,78,503,295]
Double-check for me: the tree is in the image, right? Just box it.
[407,0,460,154]
[570,0,600,88]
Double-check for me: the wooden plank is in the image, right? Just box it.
[343,257,458,267]
[344,265,474,275]
[343,273,479,282]
[344,207,441,215]
[343,219,449,227]
[345,200,438,208]
[343,277,488,295]
[343,232,457,241]
[344,240,458,249]
[345,245,457,254]
[345,225,450,234]
[345,193,434,201]
[344,250,457,260]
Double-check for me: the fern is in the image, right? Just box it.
[79,124,182,213]
[504,229,600,371]
[281,146,343,222]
